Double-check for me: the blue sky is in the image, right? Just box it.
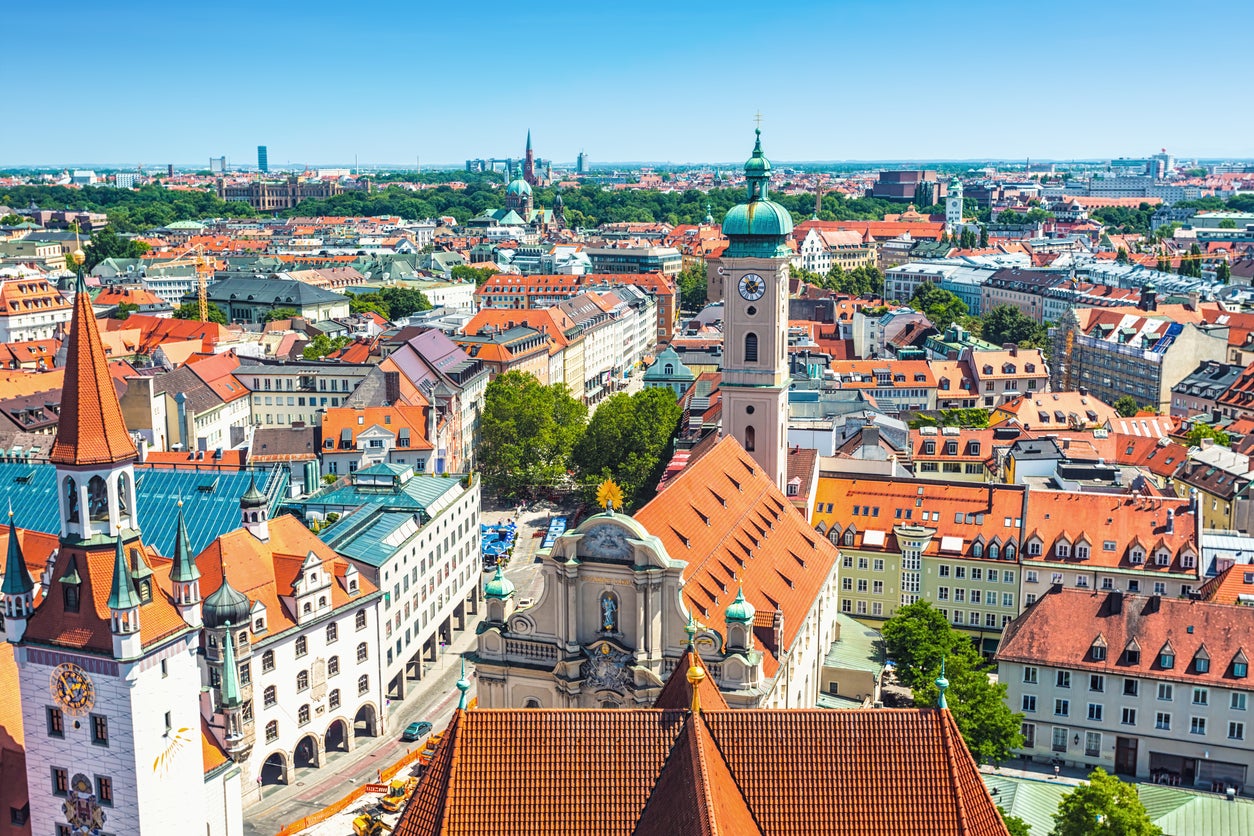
[5,0,1251,167]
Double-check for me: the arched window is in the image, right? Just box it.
[1005,543,1017,560]
[355,611,367,630]
[745,425,756,452]
[298,704,310,725]
[988,543,1000,561]
[296,670,309,692]
[523,698,541,708]
[827,526,842,546]
[263,686,277,707]
[664,364,674,375]
[329,689,341,710]
[328,656,339,676]
[64,477,79,522]
[744,332,759,363]
[326,623,338,643]
[262,650,275,672]
[973,542,984,558]
[318,595,327,608]
[87,475,109,522]
[843,528,856,546]
[265,721,278,742]
[357,674,369,695]
[356,642,368,663]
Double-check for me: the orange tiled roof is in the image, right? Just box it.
[24,539,189,653]
[634,437,839,677]
[171,516,377,637]
[48,289,137,467]
[201,718,229,773]
[652,648,729,711]
[393,704,1008,836]
[321,405,433,452]
[998,587,1252,691]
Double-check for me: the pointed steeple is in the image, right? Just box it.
[169,502,199,584]
[526,129,532,152]
[1,511,33,597]
[456,657,470,710]
[935,658,950,710]
[220,620,241,707]
[107,535,140,611]
[49,252,137,467]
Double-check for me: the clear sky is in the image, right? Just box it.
[5,0,1251,167]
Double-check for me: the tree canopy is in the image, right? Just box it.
[82,226,150,271]
[676,262,709,312]
[172,301,227,325]
[883,601,1023,764]
[1186,422,1230,448]
[302,333,351,360]
[909,282,968,331]
[1051,768,1161,836]
[572,387,682,512]
[1113,396,1140,418]
[479,371,587,497]
[0,185,257,234]
[263,307,299,323]
[345,286,432,321]
[981,305,1048,347]
[450,264,496,286]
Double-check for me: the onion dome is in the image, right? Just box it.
[506,177,532,197]
[204,575,250,629]
[241,475,266,509]
[725,586,755,625]
[721,129,794,256]
[484,564,515,600]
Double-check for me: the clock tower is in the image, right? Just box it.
[719,130,793,492]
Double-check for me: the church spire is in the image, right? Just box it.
[526,129,532,152]
[169,502,199,584]
[1,511,32,598]
[107,535,140,612]
[49,249,136,467]
[220,620,241,708]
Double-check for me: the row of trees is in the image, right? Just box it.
[0,185,258,233]
[479,372,682,511]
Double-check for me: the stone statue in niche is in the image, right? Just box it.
[600,591,618,633]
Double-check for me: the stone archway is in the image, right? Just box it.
[354,703,378,738]
[260,751,289,786]
[324,718,351,754]
[293,733,322,769]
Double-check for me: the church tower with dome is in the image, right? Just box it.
[718,130,793,493]
[504,171,534,218]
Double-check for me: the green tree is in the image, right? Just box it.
[172,302,227,325]
[1219,218,1238,229]
[677,262,710,311]
[450,264,496,286]
[110,301,139,320]
[377,286,432,319]
[910,283,968,331]
[302,333,351,360]
[0,214,23,226]
[349,296,389,318]
[1218,260,1232,283]
[1051,768,1161,836]
[82,226,151,271]
[1113,396,1140,418]
[479,371,587,497]
[1187,422,1230,448]
[981,305,1046,347]
[264,307,299,323]
[883,601,1023,764]
[979,225,989,247]
[572,387,682,511]
[1000,808,1032,836]
[1115,248,1129,264]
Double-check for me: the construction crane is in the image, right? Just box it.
[147,243,213,320]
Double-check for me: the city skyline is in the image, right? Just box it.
[5,0,1252,166]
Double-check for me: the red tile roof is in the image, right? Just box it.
[635,437,839,677]
[49,290,137,466]
[393,704,1009,836]
[997,587,1253,691]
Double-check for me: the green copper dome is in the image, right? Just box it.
[484,564,515,600]
[725,586,755,624]
[506,177,532,197]
[721,129,794,258]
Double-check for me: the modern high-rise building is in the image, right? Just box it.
[257,145,269,173]
[577,151,589,174]
[209,156,227,174]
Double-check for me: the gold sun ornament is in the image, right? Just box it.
[596,479,623,514]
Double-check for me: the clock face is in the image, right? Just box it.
[51,663,95,716]
[738,273,766,301]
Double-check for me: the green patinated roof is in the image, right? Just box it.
[300,473,462,517]
[319,509,418,568]
[506,178,532,196]
[643,346,695,382]
[721,129,794,256]
[983,773,1254,836]
[822,614,885,675]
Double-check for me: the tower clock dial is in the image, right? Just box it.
[50,663,95,715]
[738,273,766,301]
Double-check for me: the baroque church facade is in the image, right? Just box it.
[476,134,842,711]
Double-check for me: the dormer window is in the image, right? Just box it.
[1234,652,1249,679]
[1159,643,1175,670]
[1155,550,1171,566]
[988,543,1001,560]
[1194,654,1210,674]
[1182,553,1196,569]
[1124,641,1141,666]
[1056,542,1071,558]
[1129,549,1145,565]
[1076,544,1090,560]
[973,541,984,558]
[1091,637,1107,661]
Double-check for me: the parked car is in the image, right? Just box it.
[401,721,433,741]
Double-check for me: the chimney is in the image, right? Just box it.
[1108,590,1123,614]
[860,425,880,450]
[1166,508,1174,534]
[384,370,401,406]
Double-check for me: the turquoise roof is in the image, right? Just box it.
[721,129,794,257]
[298,473,462,518]
[1,515,32,597]
[821,614,885,675]
[506,178,532,197]
[319,509,419,568]
[484,564,514,600]
[725,586,754,624]
[219,617,242,707]
[107,536,140,611]
[643,346,695,382]
[0,464,285,559]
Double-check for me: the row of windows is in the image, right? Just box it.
[252,377,355,392]
[936,588,1015,608]
[1023,669,1250,709]
[939,609,1012,629]
[257,613,369,672]
[262,681,363,741]
[254,395,342,408]
[938,565,1017,582]
[46,709,109,745]
[51,768,112,805]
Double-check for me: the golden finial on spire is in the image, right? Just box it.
[687,654,706,715]
[596,479,623,515]
[70,226,85,267]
